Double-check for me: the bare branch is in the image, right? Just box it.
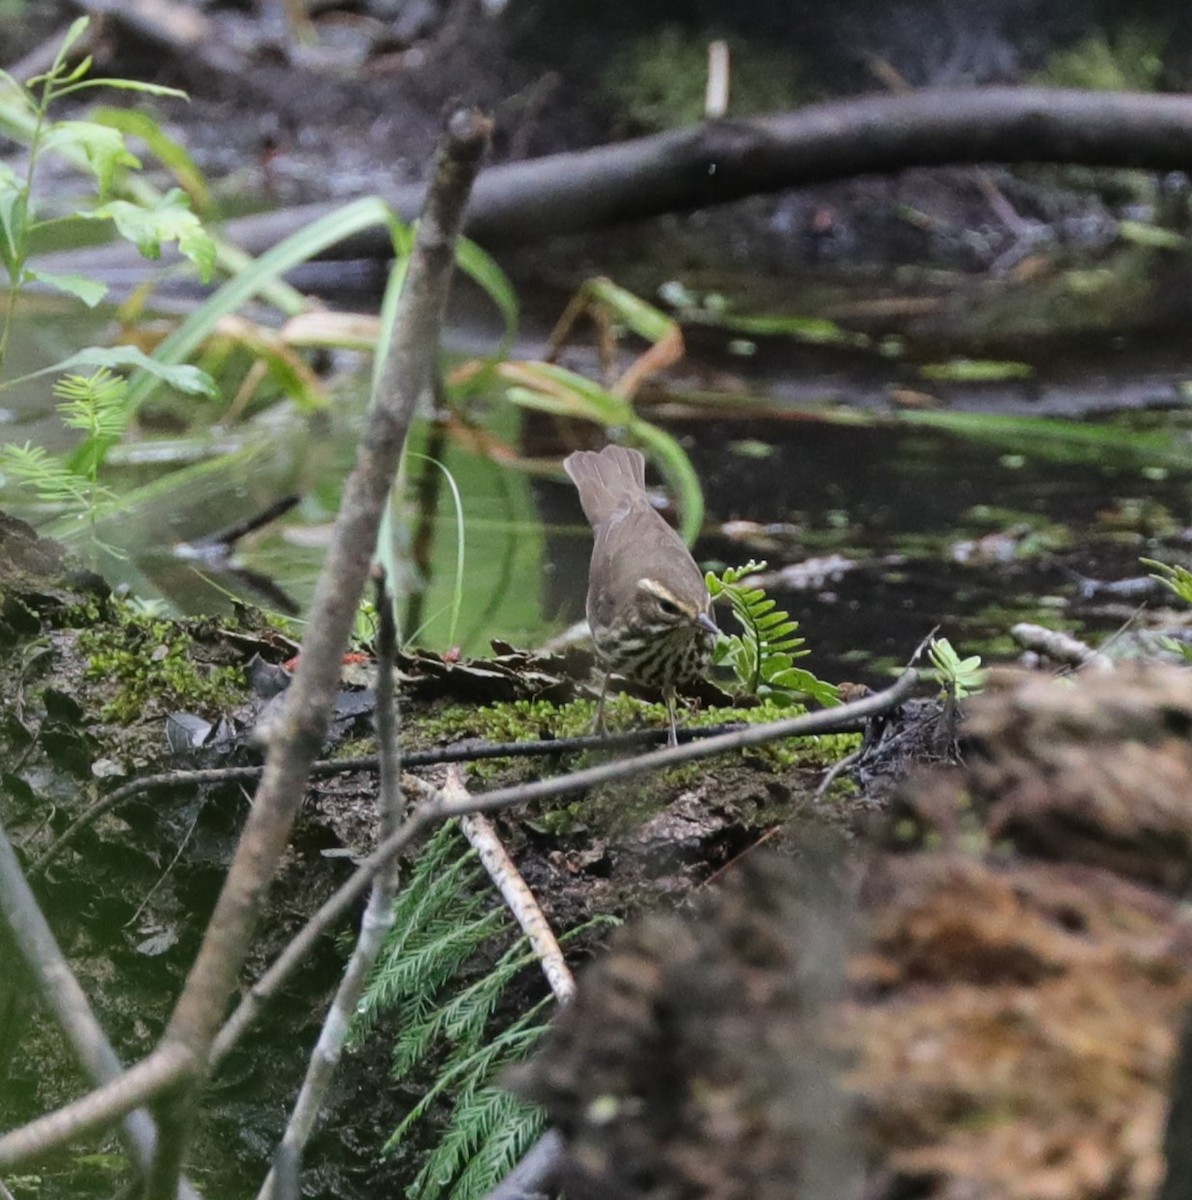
[44,87,1192,278]
[260,574,407,1200]
[0,817,201,1196]
[0,1044,197,1169]
[211,667,916,1067]
[29,726,746,878]
[143,108,491,1200]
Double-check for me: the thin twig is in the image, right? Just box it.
[211,667,916,1065]
[815,749,861,800]
[0,1044,197,1169]
[443,769,575,1004]
[140,109,492,1200]
[28,725,751,877]
[0,816,201,1198]
[262,574,407,1200]
[6,669,915,1169]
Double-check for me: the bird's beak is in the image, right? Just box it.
[696,612,720,636]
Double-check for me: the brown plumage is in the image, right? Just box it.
[564,445,718,745]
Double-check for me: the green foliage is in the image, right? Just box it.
[919,358,1033,383]
[602,26,808,130]
[394,453,466,649]
[488,276,703,544]
[0,18,214,368]
[1142,557,1192,605]
[0,368,128,553]
[926,637,986,699]
[0,360,210,557]
[706,560,838,707]
[352,823,612,1200]
[1037,24,1166,92]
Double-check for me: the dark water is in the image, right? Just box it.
[8,323,1192,685]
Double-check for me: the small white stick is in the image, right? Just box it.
[706,40,730,119]
[443,767,576,1005]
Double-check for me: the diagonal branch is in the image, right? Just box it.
[211,666,917,1065]
[443,770,575,1005]
[137,108,492,1200]
[0,816,201,1197]
[0,1044,197,1169]
[261,574,407,1200]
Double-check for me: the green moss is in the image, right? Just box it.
[77,613,244,724]
[417,693,860,835]
[421,694,857,764]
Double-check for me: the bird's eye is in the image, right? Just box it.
[657,597,680,617]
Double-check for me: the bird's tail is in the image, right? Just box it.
[563,445,647,526]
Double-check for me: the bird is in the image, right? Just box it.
[564,444,719,746]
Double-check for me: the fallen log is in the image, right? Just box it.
[36,86,1192,276]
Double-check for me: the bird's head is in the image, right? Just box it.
[635,577,719,637]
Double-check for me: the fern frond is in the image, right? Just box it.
[392,940,537,1076]
[54,368,129,440]
[445,1094,543,1200]
[351,824,487,1044]
[409,1089,543,1200]
[0,441,106,507]
[706,559,837,706]
[353,831,617,1200]
[384,1003,551,1154]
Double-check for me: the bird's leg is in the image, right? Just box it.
[592,671,610,736]
[664,686,679,748]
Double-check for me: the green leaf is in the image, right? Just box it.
[585,276,677,342]
[758,619,799,639]
[87,189,215,280]
[1143,557,1192,606]
[0,183,26,279]
[43,120,140,197]
[89,106,212,214]
[1118,219,1185,250]
[919,357,1034,383]
[130,194,398,411]
[51,78,189,101]
[44,346,216,397]
[47,16,91,78]
[455,238,518,352]
[26,267,107,307]
[0,71,36,122]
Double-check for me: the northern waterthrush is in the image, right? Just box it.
[564,445,719,745]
